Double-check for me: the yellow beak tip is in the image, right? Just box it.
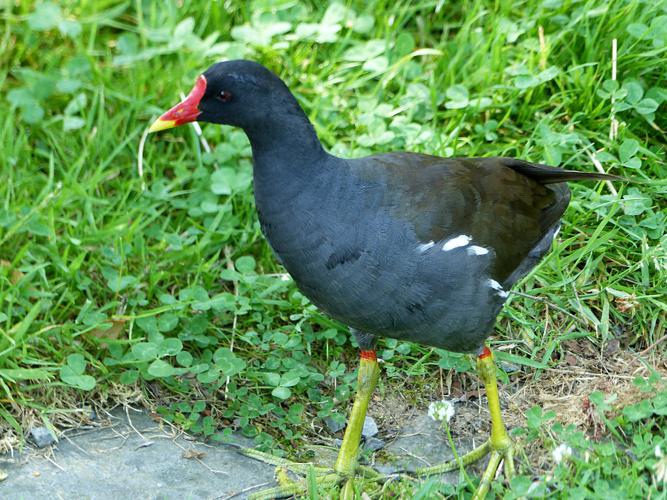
[148,119,177,133]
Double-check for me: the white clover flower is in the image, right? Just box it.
[654,445,667,484]
[428,399,456,423]
[552,443,573,464]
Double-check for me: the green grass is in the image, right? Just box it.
[1,0,666,497]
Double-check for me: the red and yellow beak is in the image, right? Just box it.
[148,75,207,133]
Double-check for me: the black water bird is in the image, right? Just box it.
[149,60,620,499]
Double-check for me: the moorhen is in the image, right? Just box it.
[149,60,620,499]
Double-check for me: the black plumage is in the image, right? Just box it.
[149,59,622,498]
[191,60,617,352]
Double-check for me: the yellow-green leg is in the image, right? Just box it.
[243,349,381,499]
[336,350,381,498]
[416,346,514,499]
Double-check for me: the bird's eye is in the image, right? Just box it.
[217,90,233,103]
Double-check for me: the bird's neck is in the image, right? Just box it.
[244,100,326,177]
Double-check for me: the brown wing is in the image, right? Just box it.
[357,154,572,283]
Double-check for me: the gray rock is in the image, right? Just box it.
[362,416,378,438]
[375,463,399,475]
[499,361,521,374]
[378,414,481,483]
[3,409,277,500]
[324,415,346,434]
[324,415,378,437]
[29,427,56,448]
[332,435,384,452]
[2,408,487,498]
[363,436,385,451]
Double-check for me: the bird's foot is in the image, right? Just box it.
[414,437,515,499]
[243,349,384,499]
[241,447,386,499]
[474,439,515,500]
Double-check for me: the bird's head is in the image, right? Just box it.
[148,60,287,133]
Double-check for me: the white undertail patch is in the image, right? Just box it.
[488,279,509,298]
[553,224,561,240]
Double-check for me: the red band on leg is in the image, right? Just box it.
[360,350,377,361]
[478,346,492,359]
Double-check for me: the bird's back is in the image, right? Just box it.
[254,153,590,352]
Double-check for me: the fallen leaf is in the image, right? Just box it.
[603,338,621,356]
[564,354,578,366]
[90,318,126,348]
[182,449,206,460]
[615,295,639,313]
[0,260,25,284]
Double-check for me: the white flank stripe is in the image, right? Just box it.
[467,245,489,256]
[417,241,435,252]
[442,234,471,251]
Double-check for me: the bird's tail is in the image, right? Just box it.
[500,158,626,184]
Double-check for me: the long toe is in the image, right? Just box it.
[472,444,515,500]
[414,440,492,476]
